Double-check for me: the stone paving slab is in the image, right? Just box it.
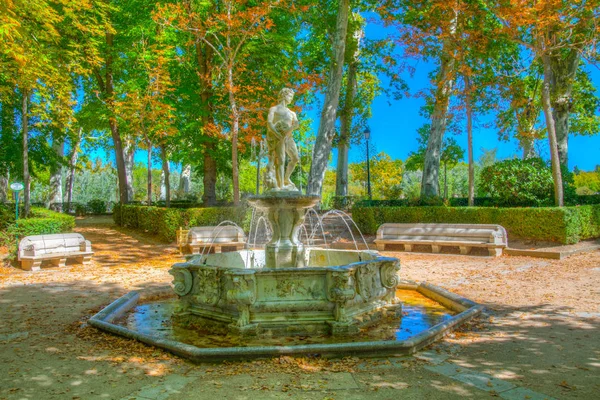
[120,375,194,400]
[424,362,465,377]
[499,386,557,400]
[452,371,517,393]
[299,372,359,390]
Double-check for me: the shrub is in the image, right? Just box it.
[480,158,554,206]
[351,204,600,244]
[87,199,107,214]
[0,208,76,257]
[114,204,251,242]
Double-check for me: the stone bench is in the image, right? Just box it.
[18,233,94,271]
[374,223,508,256]
[187,226,246,254]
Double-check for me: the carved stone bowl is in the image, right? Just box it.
[169,249,402,336]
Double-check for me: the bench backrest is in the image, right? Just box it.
[377,223,507,245]
[188,226,245,244]
[19,233,87,258]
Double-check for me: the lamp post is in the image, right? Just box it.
[364,127,372,200]
[10,182,24,253]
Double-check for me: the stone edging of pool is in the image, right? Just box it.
[88,281,484,363]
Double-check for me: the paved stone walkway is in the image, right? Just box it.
[114,351,557,400]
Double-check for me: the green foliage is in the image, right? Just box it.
[351,204,600,244]
[479,158,554,206]
[114,204,251,242]
[0,208,75,254]
[86,199,107,215]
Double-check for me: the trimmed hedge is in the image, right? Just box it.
[113,204,251,242]
[351,204,600,244]
[0,208,76,255]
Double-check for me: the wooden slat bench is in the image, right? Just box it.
[187,226,246,254]
[18,233,94,271]
[374,223,508,256]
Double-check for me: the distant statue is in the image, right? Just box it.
[265,88,300,192]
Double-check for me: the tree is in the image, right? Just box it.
[349,152,404,199]
[406,124,464,199]
[307,0,350,196]
[488,0,599,206]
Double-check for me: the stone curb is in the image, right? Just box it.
[89,282,483,363]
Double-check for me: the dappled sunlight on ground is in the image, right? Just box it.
[0,216,599,399]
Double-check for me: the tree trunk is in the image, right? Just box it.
[146,139,152,205]
[21,88,30,217]
[542,53,564,207]
[66,130,82,213]
[124,139,135,201]
[465,76,475,206]
[549,49,580,167]
[103,30,129,205]
[421,23,456,199]
[335,22,362,198]
[49,135,65,210]
[160,144,170,207]
[203,142,217,205]
[195,37,217,206]
[179,164,192,197]
[520,136,536,159]
[0,174,7,202]
[307,0,350,196]
[227,67,240,205]
[443,162,448,199]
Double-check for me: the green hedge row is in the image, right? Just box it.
[113,204,251,242]
[1,208,76,254]
[351,204,600,244]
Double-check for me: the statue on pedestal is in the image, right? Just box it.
[265,88,300,192]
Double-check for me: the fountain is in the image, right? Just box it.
[89,88,482,362]
[169,88,401,336]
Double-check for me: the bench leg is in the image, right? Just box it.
[50,258,67,268]
[488,248,503,257]
[77,256,93,265]
[214,246,222,253]
[21,260,42,271]
[376,243,386,251]
[459,246,472,255]
[403,244,413,252]
[431,245,441,253]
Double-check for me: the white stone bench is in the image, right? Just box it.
[18,233,94,271]
[374,223,508,256]
[187,226,246,254]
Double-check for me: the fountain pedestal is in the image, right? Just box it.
[248,192,320,269]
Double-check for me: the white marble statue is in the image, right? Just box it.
[265,88,300,192]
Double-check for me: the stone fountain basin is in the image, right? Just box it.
[169,249,402,336]
[88,282,483,362]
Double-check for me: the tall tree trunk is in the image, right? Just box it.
[195,37,217,206]
[124,139,135,201]
[542,53,564,206]
[520,136,536,159]
[550,49,580,167]
[49,134,65,210]
[146,139,152,205]
[443,162,448,199]
[0,174,8,202]
[227,67,240,205]
[179,164,192,197]
[21,88,30,217]
[335,21,362,198]
[465,76,475,206]
[66,128,82,212]
[102,30,129,205]
[421,20,456,199]
[160,144,170,207]
[307,0,350,196]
